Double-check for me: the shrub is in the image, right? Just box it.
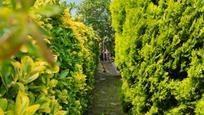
[0,0,99,114]
[111,0,204,114]
[48,8,99,114]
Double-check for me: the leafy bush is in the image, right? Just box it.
[0,0,99,115]
[48,8,99,114]
[111,0,204,114]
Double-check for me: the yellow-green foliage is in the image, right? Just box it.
[0,0,99,115]
[111,0,204,114]
[47,8,99,114]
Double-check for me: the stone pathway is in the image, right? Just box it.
[101,62,120,76]
[86,62,126,115]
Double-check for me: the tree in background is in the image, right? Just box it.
[77,0,115,56]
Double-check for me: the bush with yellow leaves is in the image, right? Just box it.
[0,0,99,115]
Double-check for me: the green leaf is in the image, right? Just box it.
[35,5,62,17]
[0,86,7,96]
[20,0,36,11]
[25,73,40,84]
[10,0,16,9]
[59,70,69,79]
[49,79,58,88]
[6,110,14,115]
[56,110,67,115]
[36,96,51,113]
[0,61,14,88]
[0,98,7,111]
[25,104,40,115]
[15,90,29,115]
[21,58,32,76]
[0,0,2,7]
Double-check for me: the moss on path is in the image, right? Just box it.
[86,62,126,115]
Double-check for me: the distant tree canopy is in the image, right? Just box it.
[77,0,115,55]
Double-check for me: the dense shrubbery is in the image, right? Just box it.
[48,8,99,114]
[111,0,204,114]
[0,0,99,114]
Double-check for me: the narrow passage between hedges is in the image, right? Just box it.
[86,62,127,115]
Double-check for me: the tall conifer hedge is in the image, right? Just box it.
[111,0,204,114]
[0,0,99,114]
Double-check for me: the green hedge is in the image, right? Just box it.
[48,9,99,114]
[0,1,99,115]
[111,0,204,114]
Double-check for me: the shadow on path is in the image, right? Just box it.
[86,62,126,115]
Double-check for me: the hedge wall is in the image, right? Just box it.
[111,0,204,114]
[0,0,99,115]
[48,9,99,114]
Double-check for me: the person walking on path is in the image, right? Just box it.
[103,49,111,62]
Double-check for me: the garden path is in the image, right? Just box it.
[86,62,127,115]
